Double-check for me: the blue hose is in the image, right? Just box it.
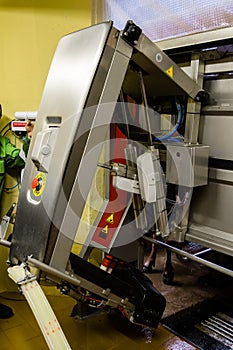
[154,102,183,141]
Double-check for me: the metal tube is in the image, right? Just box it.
[0,239,11,248]
[138,71,153,146]
[28,257,81,286]
[120,89,130,139]
[143,236,233,277]
[194,248,212,256]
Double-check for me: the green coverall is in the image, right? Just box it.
[0,135,30,203]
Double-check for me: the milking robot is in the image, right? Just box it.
[0,20,232,348]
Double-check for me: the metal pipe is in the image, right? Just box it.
[138,71,153,146]
[194,248,212,256]
[28,257,81,286]
[0,239,11,248]
[143,236,233,277]
[120,89,130,139]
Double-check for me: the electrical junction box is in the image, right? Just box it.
[166,144,209,187]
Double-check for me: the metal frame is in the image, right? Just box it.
[157,26,233,51]
[152,25,233,270]
[143,236,233,278]
[49,28,134,271]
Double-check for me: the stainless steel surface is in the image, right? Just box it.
[184,49,233,257]
[187,168,233,255]
[157,26,233,51]
[199,78,233,160]
[205,61,233,74]
[49,32,134,271]
[184,53,204,144]
[166,144,209,187]
[157,30,233,261]
[204,77,233,110]
[184,97,201,145]
[186,224,233,257]
[122,30,203,101]
[199,115,233,160]
[10,21,116,263]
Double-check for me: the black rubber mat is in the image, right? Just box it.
[161,292,233,350]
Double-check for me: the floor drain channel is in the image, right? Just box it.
[196,312,233,348]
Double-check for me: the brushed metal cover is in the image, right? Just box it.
[10,22,114,263]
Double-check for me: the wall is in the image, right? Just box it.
[0,0,91,292]
[0,0,91,117]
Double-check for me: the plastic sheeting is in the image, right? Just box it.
[104,0,233,41]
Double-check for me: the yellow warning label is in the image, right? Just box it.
[102,225,109,234]
[106,213,114,224]
[166,65,173,78]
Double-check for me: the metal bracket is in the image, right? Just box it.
[121,20,142,46]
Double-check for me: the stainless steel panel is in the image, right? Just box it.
[49,40,134,271]
[186,224,233,256]
[204,78,233,108]
[10,22,115,263]
[199,114,233,160]
[205,61,233,74]
[184,54,204,144]
[188,169,233,256]
[198,77,233,160]
[155,29,233,260]
[157,26,233,51]
[166,144,209,187]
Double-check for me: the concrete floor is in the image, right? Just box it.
[146,247,233,319]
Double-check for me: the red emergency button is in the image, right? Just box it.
[31,177,42,191]
[31,178,39,189]
[31,173,46,196]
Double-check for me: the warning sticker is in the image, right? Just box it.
[166,65,173,78]
[101,225,109,234]
[99,224,109,239]
[106,213,114,224]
